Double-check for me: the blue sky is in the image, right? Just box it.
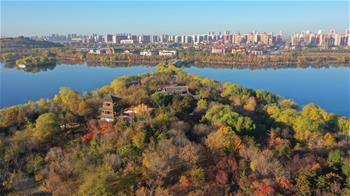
[1,1,349,36]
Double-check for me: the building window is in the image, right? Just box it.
[103,110,112,115]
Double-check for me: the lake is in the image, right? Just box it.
[0,63,155,108]
[0,63,349,117]
[184,67,349,117]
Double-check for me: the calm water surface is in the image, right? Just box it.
[0,63,155,108]
[185,66,350,116]
[1,63,349,116]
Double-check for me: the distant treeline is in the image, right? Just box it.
[85,53,171,63]
[179,51,350,67]
[0,37,63,53]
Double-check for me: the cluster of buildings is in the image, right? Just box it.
[32,29,350,56]
[290,29,350,49]
[31,33,89,43]
[86,31,284,47]
[211,43,277,55]
[88,47,177,57]
[32,31,284,47]
[219,31,283,46]
[140,50,177,56]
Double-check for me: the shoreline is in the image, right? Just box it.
[1,58,350,71]
[1,62,349,117]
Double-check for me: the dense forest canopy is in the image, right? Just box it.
[0,62,349,195]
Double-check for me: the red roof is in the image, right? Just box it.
[213,45,225,49]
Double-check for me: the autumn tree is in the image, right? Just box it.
[78,168,135,195]
[0,106,27,129]
[142,139,179,180]
[243,97,257,112]
[179,143,206,166]
[53,87,81,113]
[206,126,241,154]
[132,130,147,149]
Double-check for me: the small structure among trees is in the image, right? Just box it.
[161,85,189,96]
[100,95,121,122]
[123,104,153,120]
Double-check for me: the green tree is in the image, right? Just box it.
[256,90,279,105]
[202,104,255,134]
[328,150,343,168]
[150,92,172,107]
[337,117,350,136]
[191,167,206,183]
[196,99,208,111]
[171,94,196,116]
[33,113,60,142]
[341,158,350,176]
[132,131,146,149]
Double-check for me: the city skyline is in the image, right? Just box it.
[28,28,349,36]
[1,1,349,37]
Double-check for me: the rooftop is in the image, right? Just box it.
[103,95,122,103]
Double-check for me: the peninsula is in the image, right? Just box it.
[1,63,349,195]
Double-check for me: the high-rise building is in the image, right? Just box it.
[138,35,151,44]
[308,33,317,47]
[112,34,128,44]
[169,35,175,42]
[261,32,269,45]
[151,35,159,43]
[104,34,113,43]
[234,32,241,45]
[174,35,181,43]
[160,34,169,43]
[181,35,186,43]
[334,33,342,46]
[223,30,232,44]
[254,33,261,43]
[247,32,255,44]
[290,33,298,47]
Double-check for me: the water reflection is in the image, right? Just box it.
[2,59,349,73]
